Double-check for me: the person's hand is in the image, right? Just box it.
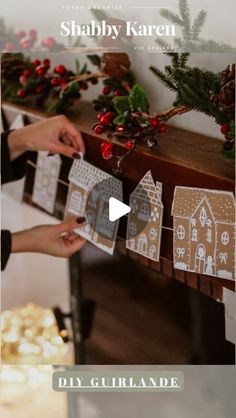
[8,115,85,160]
[11,217,86,258]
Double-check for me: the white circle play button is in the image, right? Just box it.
[109,197,131,222]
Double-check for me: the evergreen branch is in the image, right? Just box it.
[191,10,207,40]
[179,0,191,40]
[149,65,178,92]
[159,9,184,26]
[179,53,190,67]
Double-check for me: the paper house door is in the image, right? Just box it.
[126,171,163,262]
[64,158,123,255]
[171,186,235,281]
[2,114,26,202]
[32,151,61,214]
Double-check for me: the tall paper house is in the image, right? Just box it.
[32,151,61,214]
[65,159,122,255]
[126,171,163,262]
[172,186,235,280]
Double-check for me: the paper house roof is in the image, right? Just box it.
[131,170,163,206]
[172,186,235,224]
[69,159,122,200]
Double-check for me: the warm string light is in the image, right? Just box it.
[1,303,68,364]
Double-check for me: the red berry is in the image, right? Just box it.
[113,89,122,96]
[35,86,44,94]
[105,111,114,120]
[116,125,126,133]
[29,30,37,40]
[50,77,61,86]
[15,30,26,39]
[80,81,88,90]
[102,85,110,95]
[125,140,134,150]
[150,117,159,127]
[20,38,31,49]
[17,88,26,98]
[19,75,27,85]
[100,111,114,126]
[43,59,50,68]
[32,59,41,67]
[42,37,56,48]
[97,112,104,121]
[102,149,112,160]
[60,79,68,88]
[220,124,229,135]
[54,64,66,75]
[100,141,113,153]
[159,123,167,134]
[223,140,234,150]
[35,65,46,76]
[94,124,104,135]
[91,77,98,85]
[4,42,14,51]
[23,69,31,78]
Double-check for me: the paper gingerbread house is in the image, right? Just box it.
[65,158,122,255]
[126,171,163,261]
[171,186,235,280]
[32,151,61,214]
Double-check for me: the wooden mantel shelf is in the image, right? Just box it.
[2,101,235,300]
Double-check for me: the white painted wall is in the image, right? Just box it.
[1,0,236,138]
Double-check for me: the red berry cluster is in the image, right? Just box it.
[220,122,235,151]
[4,29,38,51]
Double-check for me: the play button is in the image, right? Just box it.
[109,197,131,221]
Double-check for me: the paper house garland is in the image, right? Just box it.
[65,158,122,255]
[32,151,61,213]
[2,114,26,202]
[126,171,163,261]
[171,186,235,281]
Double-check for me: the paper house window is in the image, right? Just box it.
[32,151,61,214]
[171,186,235,281]
[65,158,122,255]
[126,171,163,262]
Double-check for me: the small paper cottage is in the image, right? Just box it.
[126,171,163,262]
[65,158,122,255]
[171,186,235,280]
[32,151,61,214]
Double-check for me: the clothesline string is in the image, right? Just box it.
[27,160,175,232]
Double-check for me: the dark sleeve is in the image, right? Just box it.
[1,130,28,185]
[1,230,12,271]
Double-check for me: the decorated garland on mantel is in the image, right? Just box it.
[2,52,235,167]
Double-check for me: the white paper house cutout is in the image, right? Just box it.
[65,158,123,255]
[2,114,26,202]
[126,170,163,262]
[32,151,61,214]
[171,186,235,281]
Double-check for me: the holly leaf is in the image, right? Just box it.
[87,54,101,68]
[113,113,128,125]
[129,84,149,112]
[112,96,130,114]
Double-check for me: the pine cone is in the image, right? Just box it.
[218,64,235,116]
[1,54,26,83]
[101,53,131,79]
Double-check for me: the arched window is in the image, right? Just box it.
[129,222,137,236]
[69,190,82,214]
[177,225,185,240]
[150,228,157,240]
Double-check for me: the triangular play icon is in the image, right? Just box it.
[109,197,131,222]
